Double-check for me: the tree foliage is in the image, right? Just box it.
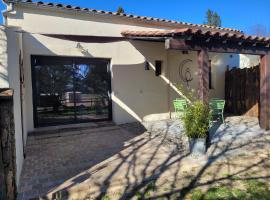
[117,6,125,14]
[204,9,222,27]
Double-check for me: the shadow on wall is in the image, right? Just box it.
[112,62,168,123]
[130,40,192,97]
[112,40,244,124]
[112,40,194,124]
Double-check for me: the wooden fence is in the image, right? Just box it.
[225,65,260,117]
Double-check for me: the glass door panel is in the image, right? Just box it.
[74,60,110,121]
[32,56,111,127]
[33,57,75,126]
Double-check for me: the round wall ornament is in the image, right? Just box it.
[179,59,193,87]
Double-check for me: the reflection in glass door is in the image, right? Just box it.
[74,61,110,122]
[32,56,111,127]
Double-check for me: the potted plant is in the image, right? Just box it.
[182,101,211,155]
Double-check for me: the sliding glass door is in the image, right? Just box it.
[32,56,111,127]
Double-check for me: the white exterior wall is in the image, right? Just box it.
[240,54,260,68]
[0,26,24,186]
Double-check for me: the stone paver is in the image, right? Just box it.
[17,117,270,200]
[18,124,138,200]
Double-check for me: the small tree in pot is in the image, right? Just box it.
[182,101,211,155]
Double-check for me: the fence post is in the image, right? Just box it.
[0,89,16,200]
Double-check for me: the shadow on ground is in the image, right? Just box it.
[18,117,270,200]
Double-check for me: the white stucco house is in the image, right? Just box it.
[0,0,266,187]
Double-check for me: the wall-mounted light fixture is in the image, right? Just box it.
[76,42,89,54]
[155,60,162,76]
[182,50,189,55]
[76,42,83,50]
[144,61,150,70]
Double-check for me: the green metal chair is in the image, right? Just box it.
[210,98,221,101]
[209,99,225,123]
[173,99,187,118]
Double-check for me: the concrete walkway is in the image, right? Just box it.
[17,117,270,200]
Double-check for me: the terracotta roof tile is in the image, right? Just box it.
[4,0,242,33]
[121,28,270,44]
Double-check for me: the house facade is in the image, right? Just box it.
[0,0,263,185]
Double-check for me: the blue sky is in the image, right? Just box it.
[1,0,270,35]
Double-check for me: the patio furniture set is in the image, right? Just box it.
[173,98,225,124]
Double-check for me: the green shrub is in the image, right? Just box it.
[182,101,211,138]
[190,187,246,200]
[190,180,270,200]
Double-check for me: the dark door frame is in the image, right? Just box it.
[31,55,112,128]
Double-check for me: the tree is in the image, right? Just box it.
[117,6,125,14]
[204,9,221,27]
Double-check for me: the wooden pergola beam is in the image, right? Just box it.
[165,38,270,55]
[197,48,210,103]
[259,54,270,130]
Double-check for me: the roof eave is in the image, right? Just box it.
[4,0,243,34]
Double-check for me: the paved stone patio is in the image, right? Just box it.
[17,117,270,200]
[17,123,141,200]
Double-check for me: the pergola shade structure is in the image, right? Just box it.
[121,28,270,55]
[122,28,270,130]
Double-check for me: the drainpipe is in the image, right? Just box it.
[19,30,26,158]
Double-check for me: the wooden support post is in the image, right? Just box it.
[197,48,210,103]
[259,54,270,130]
